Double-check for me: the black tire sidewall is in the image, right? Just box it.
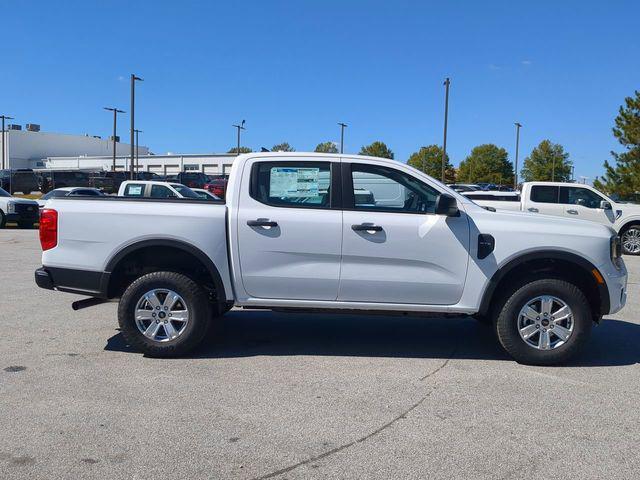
[118,271,211,357]
[0,211,5,229]
[496,279,592,365]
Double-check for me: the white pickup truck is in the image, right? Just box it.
[34,153,628,365]
[464,182,640,255]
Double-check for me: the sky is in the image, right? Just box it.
[2,0,639,182]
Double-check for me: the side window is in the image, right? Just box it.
[251,162,332,208]
[123,183,145,197]
[560,187,603,209]
[150,185,175,198]
[530,185,559,203]
[350,164,439,214]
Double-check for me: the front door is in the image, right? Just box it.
[338,162,470,305]
[559,186,615,226]
[236,158,342,301]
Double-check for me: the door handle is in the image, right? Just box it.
[247,219,278,227]
[352,223,383,232]
[527,207,539,213]
[567,209,578,215]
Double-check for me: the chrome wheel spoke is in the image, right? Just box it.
[135,309,155,321]
[552,324,571,341]
[143,322,161,340]
[520,324,538,340]
[164,322,178,340]
[523,306,539,322]
[145,291,162,309]
[164,291,181,310]
[538,330,551,350]
[170,311,188,322]
[540,297,553,316]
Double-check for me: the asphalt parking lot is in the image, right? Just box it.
[1,229,639,480]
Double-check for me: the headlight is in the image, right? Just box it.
[611,235,623,269]
[7,201,15,213]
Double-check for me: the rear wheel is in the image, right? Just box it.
[118,271,213,357]
[495,278,592,365]
[621,225,640,255]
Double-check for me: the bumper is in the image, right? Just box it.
[603,261,627,315]
[35,266,110,298]
[6,212,38,224]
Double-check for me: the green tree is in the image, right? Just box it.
[594,91,640,199]
[314,141,339,153]
[271,142,295,152]
[457,144,514,185]
[359,141,394,159]
[407,145,455,183]
[227,146,253,154]
[521,140,572,182]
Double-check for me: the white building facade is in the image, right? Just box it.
[0,126,148,170]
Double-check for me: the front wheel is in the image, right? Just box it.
[118,271,213,357]
[621,226,640,255]
[495,278,592,366]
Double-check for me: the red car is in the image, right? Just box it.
[203,176,228,199]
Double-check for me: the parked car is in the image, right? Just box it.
[38,170,93,193]
[0,169,40,194]
[447,183,481,192]
[37,187,105,208]
[464,181,640,255]
[118,180,202,199]
[0,187,39,228]
[35,152,627,365]
[203,175,229,199]
[191,188,221,201]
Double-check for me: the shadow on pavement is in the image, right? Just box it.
[104,311,640,367]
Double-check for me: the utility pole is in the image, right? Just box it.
[104,108,125,172]
[130,74,143,179]
[134,129,142,175]
[514,122,522,189]
[1,114,14,170]
[552,156,556,182]
[338,122,347,154]
[232,120,246,155]
[442,77,450,182]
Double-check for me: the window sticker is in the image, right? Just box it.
[270,167,320,198]
[127,185,143,196]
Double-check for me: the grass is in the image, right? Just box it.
[12,193,42,199]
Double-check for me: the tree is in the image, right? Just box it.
[271,142,295,152]
[520,140,572,182]
[315,141,338,153]
[407,145,455,183]
[227,146,252,154]
[594,91,640,199]
[359,141,394,159]
[457,144,514,185]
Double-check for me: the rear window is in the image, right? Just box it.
[530,185,559,203]
[251,162,332,208]
[123,184,145,197]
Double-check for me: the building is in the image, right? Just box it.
[44,153,237,176]
[0,124,149,170]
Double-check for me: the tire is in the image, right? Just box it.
[0,211,5,229]
[118,271,213,357]
[494,278,592,366]
[620,225,640,256]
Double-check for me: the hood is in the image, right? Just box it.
[10,198,39,206]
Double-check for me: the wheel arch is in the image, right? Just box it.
[104,239,227,304]
[478,250,609,321]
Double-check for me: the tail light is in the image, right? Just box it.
[40,209,58,251]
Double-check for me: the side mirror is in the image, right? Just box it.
[435,193,460,217]
[600,200,612,210]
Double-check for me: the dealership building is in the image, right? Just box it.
[1,123,236,175]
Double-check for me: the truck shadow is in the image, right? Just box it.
[104,311,640,367]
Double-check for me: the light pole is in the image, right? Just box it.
[338,122,347,154]
[442,77,450,182]
[232,120,246,155]
[134,129,142,175]
[514,122,522,189]
[1,114,14,170]
[104,108,125,172]
[130,74,143,179]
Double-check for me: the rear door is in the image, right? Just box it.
[524,185,565,217]
[236,158,343,301]
[339,161,470,305]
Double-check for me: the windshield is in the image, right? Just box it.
[171,184,200,199]
[0,188,11,198]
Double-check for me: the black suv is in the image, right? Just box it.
[39,170,93,193]
[0,169,40,194]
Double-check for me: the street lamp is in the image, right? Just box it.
[130,74,143,179]
[134,129,143,175]
[104,107,125,172]
[442,77,451,182]
[514,122,522,189]
[232,120,246,155]
[338,122,347,154]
